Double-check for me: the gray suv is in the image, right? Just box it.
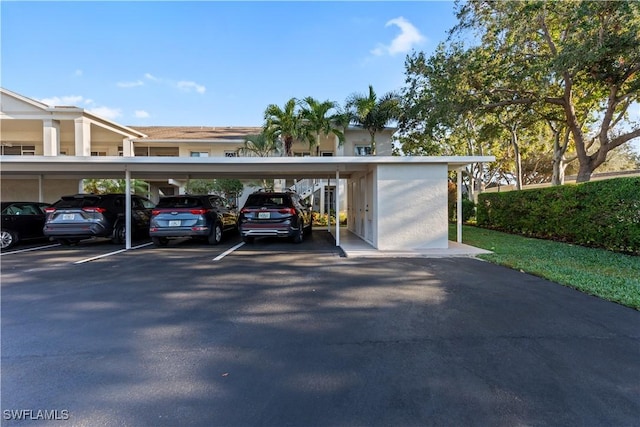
[149,195,238,246]
[44,193,155,245]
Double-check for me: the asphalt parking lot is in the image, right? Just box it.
[2,231,639,426]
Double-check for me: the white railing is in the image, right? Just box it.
[290,179,323,199]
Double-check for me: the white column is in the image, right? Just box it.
[122,138,133,156]
[335,170,340,246]
[335,134,344,156]
[74,117,91,156]
[38,175,44,202]
[42,119,60,156]
[457,168,463,244]
[320,179,325,216]
[326,177,330,232]
[125,168,132,250]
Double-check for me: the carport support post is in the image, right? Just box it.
[125,169,132,250]
[38,175,44,202]
[335,170,340,247]
[457,167,463,244]
[327,176,331,232]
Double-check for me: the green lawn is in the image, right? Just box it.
[450,224,640,310]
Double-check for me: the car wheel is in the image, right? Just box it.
[1,229,17,250]
[152,237,169,247]
[293,225,304,244]
[208,222,222,245]
[112,223,125,244]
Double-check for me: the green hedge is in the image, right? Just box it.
[476,177,640,255]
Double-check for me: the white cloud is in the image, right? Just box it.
[87,106,122,120]
[371,16,426,57]
[117,80,144,88]
[142,73,206,94]
[39,95,84,106]
[134,110,150,118]
[39,94,122,120]
[177,81,206,94]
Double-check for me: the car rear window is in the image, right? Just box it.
[156,197,204,208]
[245,194,291,208]
[54,196,102,208]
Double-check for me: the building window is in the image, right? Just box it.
[294,152,311,157]
[191,151,209,157]
[1,144,36,155]
[225,151,238,157]
[321,152,334,157]
[91,151,107,156]
[134,147,179,157]
[354,146,372,156]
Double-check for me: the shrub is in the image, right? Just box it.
[313,212,347,226]
[476,177,640,255]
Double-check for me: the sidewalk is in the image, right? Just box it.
[330,227,492,258]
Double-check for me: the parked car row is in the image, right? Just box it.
[1,191,313,250]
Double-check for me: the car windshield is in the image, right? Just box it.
[156,197,203,208]
[245,195,290,208]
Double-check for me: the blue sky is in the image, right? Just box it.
[1,1,459,127]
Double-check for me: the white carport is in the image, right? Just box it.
[0,155,494,252]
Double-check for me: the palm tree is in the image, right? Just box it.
[299,96,344,156]
[237,131,281,157]
[346,85,400,155]
[263,98,305,157]
[332,105,357,148]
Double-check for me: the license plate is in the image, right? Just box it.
[168,220,181,227]
[62,214,75,220]
[258,212,270,219]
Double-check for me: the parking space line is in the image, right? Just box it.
[74,249,127,264]
[0,243,61,256]
[131,242,154,250]
[73,242,154,264]
[213,242,245,261]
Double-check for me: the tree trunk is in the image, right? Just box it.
[510,128,523,190]
[284,136,293,157]
[370,132,376,156]
[576,162,594,183]
[551,155,566,186]
[550,125,569,186]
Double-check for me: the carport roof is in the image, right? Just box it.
[0,155,495,180]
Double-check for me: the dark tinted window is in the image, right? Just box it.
[245,194,292,208]
[156,197,204,208]
[55,196,102,208]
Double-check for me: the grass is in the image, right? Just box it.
[449,224,640,310]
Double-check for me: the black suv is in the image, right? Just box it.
[239,191,312,243]
[44,193,155,245]
[149,195,238,246]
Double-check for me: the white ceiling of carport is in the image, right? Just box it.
[0,155,495,180]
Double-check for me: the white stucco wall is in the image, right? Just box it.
[0,178,80,203]
[375,163,448,250]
